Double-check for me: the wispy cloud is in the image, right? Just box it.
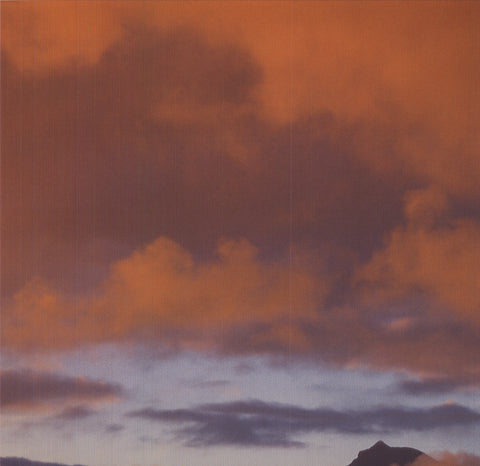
[398,375,480,396]
[104,423,124,434]
[53,405,96,421]
[127,400,480,448]
[0,458,87,466]
[186,379,231,390]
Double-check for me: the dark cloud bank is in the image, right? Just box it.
[398,375,480,396]
[0,370,122,408]
[0,459,86,466]
[128,399,480,448]
[1,24,410,299]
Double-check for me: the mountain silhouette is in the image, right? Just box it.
[347,440,434,466]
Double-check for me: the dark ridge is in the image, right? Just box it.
[347,440,435,466]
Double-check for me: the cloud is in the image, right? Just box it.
[0,459,87,466]
[4,2,479,197]
[53,405,96,421]
[412,452,480,466]
[263,306,480,377]
[2,237,322,352]
[185,379,230,390]
[398,375,479,396]
[2,8,479,292]
[94,237,319,335]
[2,12,480,385]
[0,369,123,411]
[105,423,124,434]
[4,233,480,380]
[3,17,437,303]
[1,24,264,298]
[128,400,480,448]
[3,3,479,148]
[357,187,480,324]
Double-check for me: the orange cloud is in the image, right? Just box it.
[3,2,478,144]
[148,2,480,198]
[2,279,77,351]
[2,237,323,352]
[3,234,480,379]
[2,4,480,382]
[0,1,123,70]
[357,187,480,323]
[91,237,321,344]
[412,451,480,466]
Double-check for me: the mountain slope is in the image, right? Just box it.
[347,440,433,466]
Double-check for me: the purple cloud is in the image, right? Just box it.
[0,370,123,409]
[128,400,480,448]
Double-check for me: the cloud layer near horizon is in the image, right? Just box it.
[128,399,480,448]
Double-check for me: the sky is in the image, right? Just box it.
[1,1,480,465]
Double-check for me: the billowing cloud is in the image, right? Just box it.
[2,3,480,464]
[0,369,122,411]
[1,25,264,298]
[2,5,480,388]
[93,237,320,337]
[2,237,322,352]
[357,187,480,324]
[2,20,414,308]
[4,232,480,380]
[128,400,480,448]
[3,3,479,144]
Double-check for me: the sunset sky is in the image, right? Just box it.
[1,2,480,465]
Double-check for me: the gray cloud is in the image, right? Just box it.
[53,405,96,421]
[0,370,123,409]
[105,423,124,434]
[398,375,480,396]
[218,308,480,378]
[185,379,230,389]
[127,400,480,448]
[0,458,87,466]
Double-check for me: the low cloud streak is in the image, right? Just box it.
[0,370,122,411]
[128,400,480,448]
[0,459,87,466]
